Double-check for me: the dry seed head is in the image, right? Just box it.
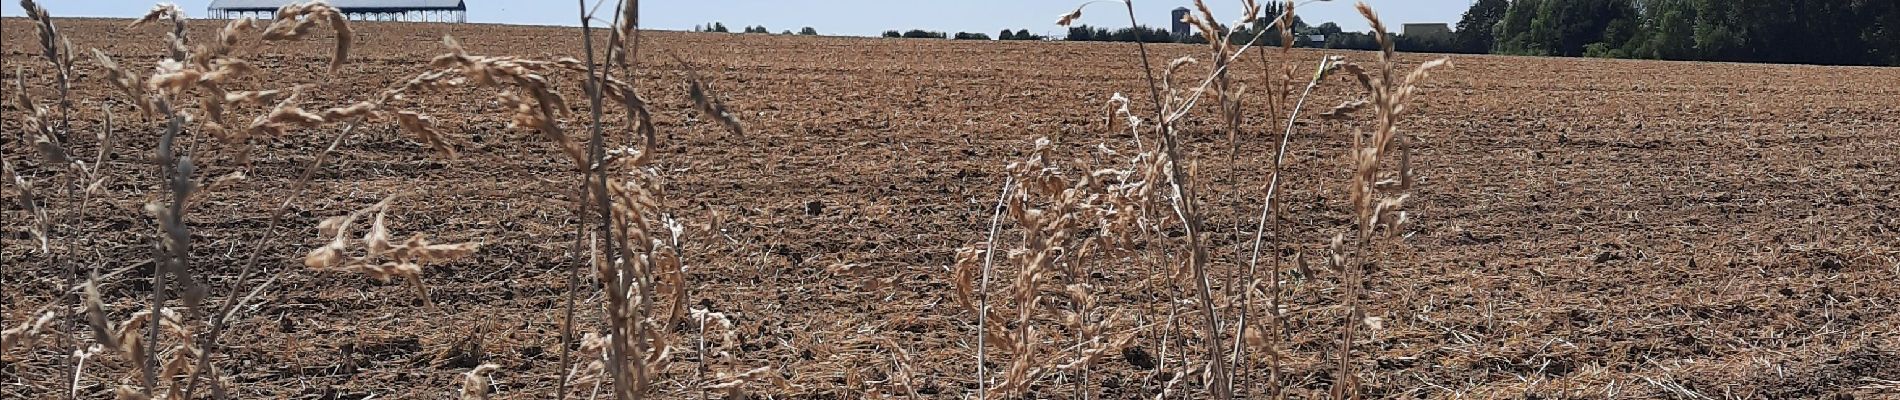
[394,233,480,263]
[682,66,745,136]
[461,363,500,400]
[22,0,77,72]
[217,16,259,49]
[166,31,192,62]
[81,280,122,352]
[115,386,149,400]
[396,111,456,157]
[1103,92,1141,134]
[1319,99,1369,119]
[261,1,352,72]
[197,62,244,125]
[11,72,69,166]
[706,366,792,397]
[304,196,479,289]
[248,90,326,138]
[1056,6,1085,26]
[112,310,154,357]
[12,68,46,134]
[92,49,157,119]
[387,69,463,97]
[302,241,345,269]
[1278,0,1297,50]
[0,310,56,356]
[1180,12,1220,46]
[1192,0,1221,37]
[1161,56,1198,96]
[1356,1,1390,58]
[201,58,259,83]
[1336,1,1448,241]
[2,161,51,251]
[320,101,379,121]
[364,205,393,255]
[148,59,204,93]
[261,2,321,38]
[129,3,185,29]
[223,87,293,107]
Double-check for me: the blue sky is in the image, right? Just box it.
[5,1,1470,37]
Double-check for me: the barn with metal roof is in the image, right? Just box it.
[208,0,468,23]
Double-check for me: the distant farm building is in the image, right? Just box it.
[1171,7,1192,39]
[1401,23,1452,38]
[208,0,468,23]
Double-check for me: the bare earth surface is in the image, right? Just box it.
[4,18,1899,399]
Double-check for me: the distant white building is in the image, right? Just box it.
[207,0,468,23]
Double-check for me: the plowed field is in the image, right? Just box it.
[5,18,1898,399]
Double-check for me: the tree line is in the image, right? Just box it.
[1458,0,1900,66]
[698,0,1900,66]
[866,2,1454,50]
[693,23,819,36]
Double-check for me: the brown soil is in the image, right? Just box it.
[4,18,1898,399]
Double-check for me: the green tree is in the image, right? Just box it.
[1492,0,1542,54]
[999,29,1016,40]
[1691,0,1744,60]
[1312,22,1344,36]
[902,29,946,39]
[1066,25,1096,41]
[799,27,818,35]
[710,22,728,33]
[1015,29,1036,40]
[1327,31,1380,50]
[1494,0,1639,57]
[1637,0,1698,59]
[1866,0,1900,65]
[882,30,901,38]
[1470,0,1895,65]
[1455,0,1509,53]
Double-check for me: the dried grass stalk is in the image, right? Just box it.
[245,90,326,139]
[304,195,480,307]
[22,0,77,78]
[223,87,294,107]
[0,310,57,357]
[397,111,457,157]
[2,162,51,252]
[12,68,70,166]
[92,49,157,119]
[954,137,1150,398]
[705,366,791,398]
[1313,4,1451,398]
[128,3,185,30]
[261,1,352,72]
[680,62,745,136]
[430,35,586,165]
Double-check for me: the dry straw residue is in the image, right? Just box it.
[0,310,57,357]
[260,0,352,72]
[460,363,500,400]
[303,195,481,307]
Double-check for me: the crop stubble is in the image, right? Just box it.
[3,18,1898,398]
